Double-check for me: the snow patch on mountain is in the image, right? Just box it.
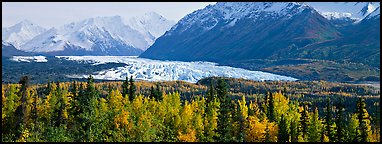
[2,20,46,49]
[11,56,47,63]
[57,56,298,83]
[364,7,380,20]
[306,2,380,22]
[320,12,353,20]
[21,28,68,52]
[2,41,11,46]
[166,2,310,35]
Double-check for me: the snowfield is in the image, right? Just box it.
[11,56,48,63]
[56,56,298,83]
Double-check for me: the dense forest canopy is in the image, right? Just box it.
[2,76,380,142]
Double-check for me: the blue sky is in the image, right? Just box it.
[2,2,215,28]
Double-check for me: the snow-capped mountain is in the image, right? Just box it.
[165,2,311,36]
[17,13,174,56]
[21,16,147,55]
[2,20,47,49]
[126,12,176,45]
[2,41,11,47]
[141,2,340,62]
[364,6,380,20]
[306,2,380,22]
[2,40,31,56]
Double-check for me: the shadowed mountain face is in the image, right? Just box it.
[283,9,380,68]
[140,2,342,63]
[140,2,379,69]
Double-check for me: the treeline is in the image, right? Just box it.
[2,76,380,142]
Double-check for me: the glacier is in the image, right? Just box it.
[56,56,298,83]
[10,56,48,63]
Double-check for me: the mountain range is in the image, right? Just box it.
[2,12,175,56]
[140,2,380,67]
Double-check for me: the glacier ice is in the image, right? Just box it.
[10,56,48,63]
[57,56,298,83]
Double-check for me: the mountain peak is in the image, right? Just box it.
[18,19,34,26]
[364,6,380,20]
[127,12,175,39]
[359,2,378,15]
[168,2,311,35]
[2,20,46,49]
[11,19,43,31]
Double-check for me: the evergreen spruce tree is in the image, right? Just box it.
[300,102,309,140]
[149,86,155,100]
[155,83,163,101]
[216,78,232,142]
[324,98,335,142]
[78,83,85,100]
[77,75,99,141]
[267,92,275,122]
[206,80,216,104]
[14,76,30,138]
[202,79,218,141]
[45,80,52,96]
[30,88,38,125]
[70,82,83,127]
[335,99,346,142]
[53,82,67,127]
[278,114,289,142]
[53,82,61,126]
[121,76,129,98]
[128,76,136,101]
[71,81,77,99]
[205,80,214,119]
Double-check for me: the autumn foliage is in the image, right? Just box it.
[1,76,380,142]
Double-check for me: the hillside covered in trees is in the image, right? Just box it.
[2,76,380,142]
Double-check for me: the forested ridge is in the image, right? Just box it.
[2,76,380,142]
